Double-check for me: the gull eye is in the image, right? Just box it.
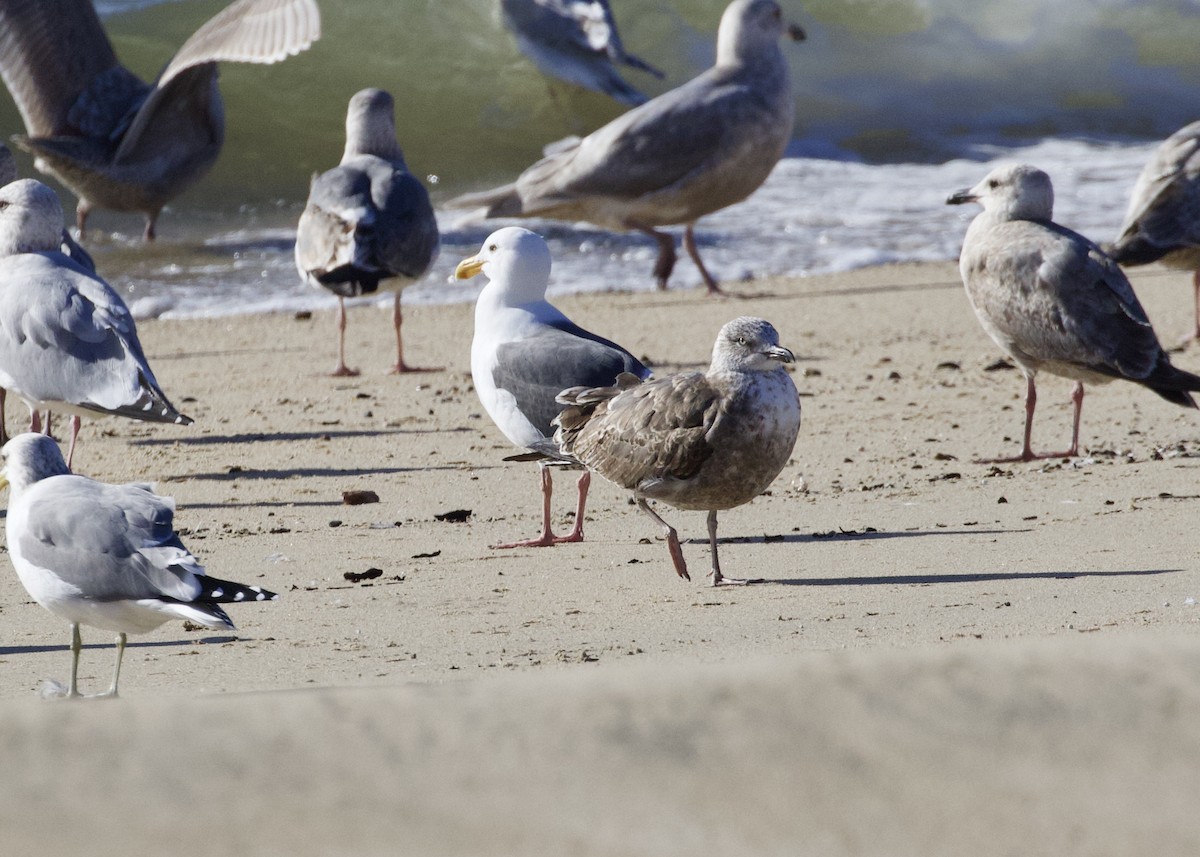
[987,179,999,189]
[488,243,497,251]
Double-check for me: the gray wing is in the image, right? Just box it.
[16,476,203,603]
[0,252,191,423]
[367,159,440,282]
[493,321,648,437]
[966,219,1165,381]
[0,0,134,138]
[557,372,720,490]
[113,0,319,164]
[1110,122,1200,262]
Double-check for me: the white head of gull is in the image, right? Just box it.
[0,433,277,698]
[454,226,650,549]
[555,315,801,586]
[948,163,1200,463]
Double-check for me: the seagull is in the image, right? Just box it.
[295,88,440,376]
[555,316,800,586]
[1108,121,1200,345]
[948,163,1200,462]
[0,433,277,698]
[0,0,321,240]
[499,0,664,107]
[453,226,650,548]
[449,0,803,294]
[0,179,192,466]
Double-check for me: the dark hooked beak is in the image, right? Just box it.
[946,188,977,206]
[766,345,795,364]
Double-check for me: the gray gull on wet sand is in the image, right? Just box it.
[0,179,191,466]
[449,0,803,294]
[453,226,650,548]
[295,88,440,376]
[499,0,664,107]
[0,433,276,698]
[555,316,801,586]
[948,163,1200,463]
[0,0,321,240]
[1108,120,1200,345]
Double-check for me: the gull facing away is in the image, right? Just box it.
[449,0,803,294]
[453,226,650,548]
[555,316,800,586]
[1108,121,1200,344]
[948,164,1200,463]
[0,179,192,466]
[0,433,277,698]
[499,0,664,107]
[0,0,321,240]
[295,88,440,376]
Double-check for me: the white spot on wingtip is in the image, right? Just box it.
[211,587,224,598]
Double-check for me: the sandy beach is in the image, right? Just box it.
[3,259,1200,853]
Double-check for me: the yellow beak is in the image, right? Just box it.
[453,255,485,280]
[0,472,9,491]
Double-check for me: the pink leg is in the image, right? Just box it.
[387,293,439,374]
[143,215,157,242]
[65,415,81,469]
[977,375,1083,463]
[76,201,91,239]
[706,509,756,586]
[683,225,722,295]
[28,409,41,434]
[493,466,559,549]
[556,470,589,543]
[331,297,360,377]
[636,497,690,581]
[630,222,677,289]
[0,389,8,447]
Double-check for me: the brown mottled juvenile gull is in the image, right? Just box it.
[295,88,440,376]
[0,179,192,466]
[453,226,650,548]
[0,0,321,240]
[449,0,803,294]
[555,316,800,585]
[499,0,664,107]
[0,433,277,698]
[948,163,1200,463]
[1108,121,1200,344]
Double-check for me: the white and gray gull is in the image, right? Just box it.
[1107,120,1200,345]
[948,163,1200,463]
[0,433,277,698]
[555,316,801,586]
[449,0,803,294]
[295,88,440,376]
[0,179,192,466]
[453,226,650,549]
[0,0,321,240]
[499,0,664,107]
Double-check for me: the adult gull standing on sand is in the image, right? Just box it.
[0,0,321,240]
[453,226,650,548]
[295,88,440,376]
[0,433,277,698]
[499,0,664,107]
[1108,121,1200,344]
[948,163,1200,462]
[0,179,192,465]
[555,316,800,585]
[449,0,803,293]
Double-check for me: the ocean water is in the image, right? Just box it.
[2,0,1198,317]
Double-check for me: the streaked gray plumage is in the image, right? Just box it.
[1108,121,1200,343]
[948,163,1200,462]
[0,433,276,698]
[0,0,321,240]
[555,316,800,585]
[454,226,650,548]
[499,0,664,107]
[450,0,803,294]
[0,179,191,466]
[295,88,440,375]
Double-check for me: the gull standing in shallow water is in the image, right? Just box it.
[0,433,277,698]
[454,226,650,548]
[295,88,440,376]
[499,0,664,107]
[0,179,192,466]
[555,316,800,586]
[948,163,1200,463]
[0,0,321,240]
[1108,121,1200,345]
[449,0,803,294]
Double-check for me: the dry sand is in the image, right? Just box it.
[3,260,1200,853]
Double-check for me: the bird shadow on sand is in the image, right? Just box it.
[130,428,474,447]
[718,527,1016,545]
[0,636,241,657]
[766,567,1182,587]
[165,463,491,482]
